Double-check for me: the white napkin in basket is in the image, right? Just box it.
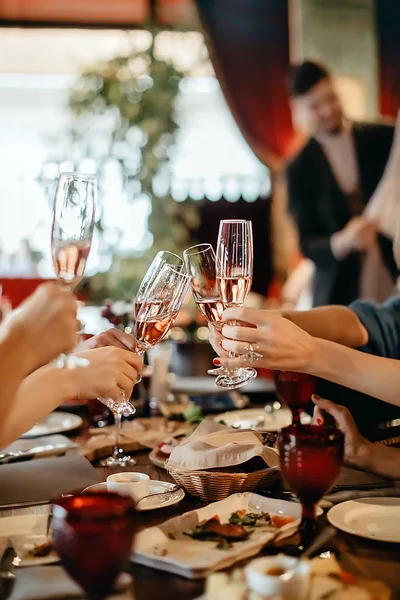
[166,419,279,472]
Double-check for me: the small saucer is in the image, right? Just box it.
[82,480,184,511]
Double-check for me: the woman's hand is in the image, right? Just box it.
[312,395,372,470]
[71,347,143,401]
[74,328,135,353]
[6,282,78,373]
[209,307,316,372]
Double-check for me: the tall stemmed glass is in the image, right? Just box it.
[135,251,184,314]
[52,492,136,600]
[51,172,96,369]
[278,425,344,547]
[215,220,257,389]
[183,243,225,376]
[134,263,191,358]
[100,264,190,468]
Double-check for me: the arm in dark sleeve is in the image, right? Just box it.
[287,160,338,269]
[350,295,400,359]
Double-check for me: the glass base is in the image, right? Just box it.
[215,367,257,390]
[207,367,227,376]
[99,455,137,467]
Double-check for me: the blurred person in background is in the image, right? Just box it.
[287,60,397,307]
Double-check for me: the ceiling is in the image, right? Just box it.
[0,0,198,27]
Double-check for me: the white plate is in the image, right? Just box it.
[83,481,184,512]
[328,497,400,543]
[149,448,168,470]
[132,493,322,579]
[0,514,58,567]
[215,408,311,432]
[21,413,83,438]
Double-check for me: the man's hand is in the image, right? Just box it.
[74,328,135,353]
[331,216,377,259]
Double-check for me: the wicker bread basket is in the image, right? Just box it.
[166,465,280,501]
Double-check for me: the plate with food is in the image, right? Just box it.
[215,408,311,432]
[0,514,57,567]
[149,437,183,470]
[132,493,321,578]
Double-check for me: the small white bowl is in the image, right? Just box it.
[106,472,150,503]
[245,554,310,600]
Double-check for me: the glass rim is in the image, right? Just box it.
[279,424,345,442]
[156,250,183,263]
[161,263,191,280]
[57,172,98,181]
[219,219,251,224]
[183,243,214,257]
[52,491,135,519]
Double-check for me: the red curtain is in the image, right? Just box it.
[195,0,296,169]
[376,0,400,118]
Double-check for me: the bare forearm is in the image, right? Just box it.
[0,366,76,448]
[307,338,400,407]
[282,306,368,348]
[353,440,400,479]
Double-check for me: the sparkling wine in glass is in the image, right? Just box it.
[274,371,315,425]
[215,219,257,389]
[52,492,136,600]
[183,243,225,376]
[278,425,344,547]
[51,172,96,369]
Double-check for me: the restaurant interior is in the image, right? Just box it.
[0,1,400,599]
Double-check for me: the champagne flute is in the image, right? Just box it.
[52,492,136,600]
[274,371,315,425]
[51,172,96,369]
[278,425,344,547]
[135,250,184,315]
[183,243,225,375]
[100,264,190,467]
[134,263,191,357]
[215,220,257,389]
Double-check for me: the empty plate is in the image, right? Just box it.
[328,497,400,543]
[21,413,83,438]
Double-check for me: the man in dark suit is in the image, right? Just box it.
[287,61,396,307]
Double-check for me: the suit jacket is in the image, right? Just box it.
[287,122,397,306]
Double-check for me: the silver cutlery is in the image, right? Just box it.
[0,443,78,465]
[136,485,181,510]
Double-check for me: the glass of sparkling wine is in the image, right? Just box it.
[134,263,191,359]
[183,243,225,376]
[215,219,257,389]
[51,172,96,369]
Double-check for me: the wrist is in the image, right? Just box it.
[0,319,35,376]
[331,231,350,260]
[348,438,373,471]
[303,336,320,375]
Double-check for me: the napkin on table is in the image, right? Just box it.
[81,417,191,463]
[8,566,133,600]
[166,419,280,471]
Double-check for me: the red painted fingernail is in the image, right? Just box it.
[219,341,224,349]
[316,418,323,425]
[213,358,221,365]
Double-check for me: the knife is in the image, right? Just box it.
[0,443,78,465]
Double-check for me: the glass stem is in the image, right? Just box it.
[299,503,317,548]
[292,408,302,425]
[135,349,145,383]
[113,412,123,458]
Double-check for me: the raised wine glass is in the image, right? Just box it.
[274,371,315,426]
[52,492,136,600]
[215,220,257,389]
[51,172,96,369]
[99,264,190,468]
[278,425,344,547]
[183,243,225,376]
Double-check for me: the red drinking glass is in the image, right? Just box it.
[274,371,315,425]
[52,492,136,600]
[278,425,344,547]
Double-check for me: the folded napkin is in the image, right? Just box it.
[81,418,191,463]
[167,419,280,472]
[9,566,133,600]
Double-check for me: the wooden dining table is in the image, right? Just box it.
[67,419,400,600]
